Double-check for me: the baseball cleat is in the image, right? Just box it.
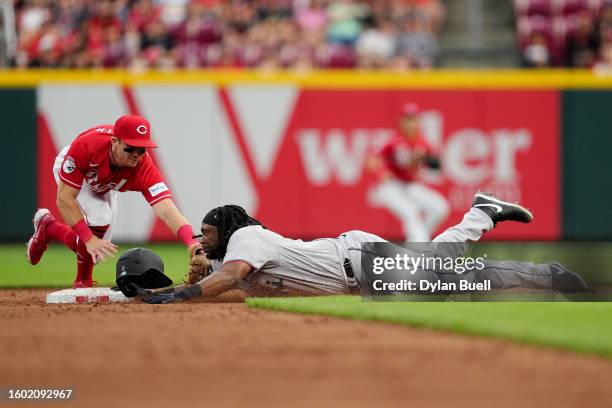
[72,280,98,289]
[472,193,533,225]
[26,208,55,265]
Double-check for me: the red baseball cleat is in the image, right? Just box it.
[26,208,55,265]
[72,280,98,289]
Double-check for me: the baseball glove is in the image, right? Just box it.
[423,154,441,170]
[183,253,212,285]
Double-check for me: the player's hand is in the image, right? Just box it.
[143,292,179,304]
[188,242,204,257]
[85,236,118,263]
[142,287,181,304]
[142,285,202,304]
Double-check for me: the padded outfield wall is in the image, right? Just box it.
[0,70,609,242]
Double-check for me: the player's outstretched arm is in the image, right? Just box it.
[151,198,189,233]
[152,199,202,256]
[142,261,252,304]
[197,261,252,297]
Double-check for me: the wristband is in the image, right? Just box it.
[71,219,94,243]
[175,285,203,301]
[177,224,199,248]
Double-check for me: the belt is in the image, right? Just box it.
[343,258,360,292]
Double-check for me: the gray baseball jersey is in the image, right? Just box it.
[208,210,560,296]
[210,225,385,295]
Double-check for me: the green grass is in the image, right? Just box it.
[0,243,190,287]
[247,296,612,358]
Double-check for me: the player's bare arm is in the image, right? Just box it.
[198,261,252,297]
[151,198,189,233]
[152,199,202,256]
[56,182,85,227]
[142,261,252,304]
[56,181,118,262]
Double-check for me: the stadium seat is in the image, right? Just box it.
[325,44,357,68]
[517,15,553,48]
[560,0,589,15]
[527,0,554,16]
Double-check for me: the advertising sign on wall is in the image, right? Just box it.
[37,85,560,242]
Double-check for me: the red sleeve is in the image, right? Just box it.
[370,139,395,179]
[136,155,173,205]
[58,140,87,190]
[377,139,397,167]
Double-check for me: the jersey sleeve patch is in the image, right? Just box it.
[62,156,77,174]
[148,182,169,197]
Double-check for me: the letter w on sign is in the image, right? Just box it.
[296,129,391,186]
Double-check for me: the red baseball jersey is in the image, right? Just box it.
[58,125,172,205]
[374,132,434,182]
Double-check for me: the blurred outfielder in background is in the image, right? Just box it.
[367,102,449,243]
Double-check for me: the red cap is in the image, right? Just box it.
[401,102,420,117]
[113,114,157,148]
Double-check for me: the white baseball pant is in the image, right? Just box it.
[369,179,449,242]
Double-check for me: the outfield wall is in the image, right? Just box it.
[0,70,610,242]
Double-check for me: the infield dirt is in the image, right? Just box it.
[1,289,611,408]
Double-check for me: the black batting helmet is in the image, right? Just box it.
[115,248,173,297]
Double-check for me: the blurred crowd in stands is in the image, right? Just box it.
[516,0,612,71]
[13,0,446,70]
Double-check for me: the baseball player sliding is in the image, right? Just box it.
[368,102,449,242]
[140,193,588,304]
[26,114,203,288]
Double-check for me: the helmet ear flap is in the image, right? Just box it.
[116,277,138,297]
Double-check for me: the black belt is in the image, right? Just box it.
[343,258,359,291]
[343,258,354,278]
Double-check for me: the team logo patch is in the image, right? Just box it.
[136,125,148,135]
[63,157,76,174]
[148,182,169,197]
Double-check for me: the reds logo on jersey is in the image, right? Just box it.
[87,176,128,193]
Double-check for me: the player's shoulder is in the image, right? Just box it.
[72,125,114,147]
[227,225,273,248]
[230,225,266,240]
[75,125,114,139]
[137,151,156,169]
